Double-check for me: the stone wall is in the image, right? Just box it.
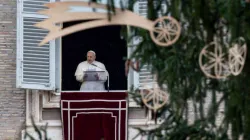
[0,0,26,139]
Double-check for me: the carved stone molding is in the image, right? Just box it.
[26,90,43,126]
[42,91,60,108]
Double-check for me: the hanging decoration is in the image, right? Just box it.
[199,37,247,79]
[199,42,231,79]
[35,1,181,47]
[140,75,169,112]
[228,37,247,76]
[150,16,181,47]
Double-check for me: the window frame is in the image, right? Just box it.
[16,0,57,90]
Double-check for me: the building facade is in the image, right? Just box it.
[0,0,226,140]
[0,0,155,140]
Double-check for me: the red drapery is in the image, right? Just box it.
[61,92,127,140]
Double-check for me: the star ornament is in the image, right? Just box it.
[34,1,181,47]
[140,76,169,112]
[199,42,231,79]
[228,39,247,76]
[199,38,247,79]
[150,16,181,47]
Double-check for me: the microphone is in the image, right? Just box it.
[90,63,110,92]
[91,63,97,67]
[91,64,107,75]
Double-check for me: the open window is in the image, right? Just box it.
[61,22,127,91]
[16,0,155,92]
[17,0,158,128]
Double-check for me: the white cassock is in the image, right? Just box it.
[75,61,108,91]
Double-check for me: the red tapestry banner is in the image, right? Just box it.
[61,91,128,140]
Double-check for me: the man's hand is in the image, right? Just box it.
[83,74,88,80]
[94,73,99,80]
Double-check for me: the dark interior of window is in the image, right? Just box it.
[62,21,127,91]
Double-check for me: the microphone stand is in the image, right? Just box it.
[91,63,109,92]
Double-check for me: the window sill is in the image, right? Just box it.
[30,120,156,127]
[44,91,143,108]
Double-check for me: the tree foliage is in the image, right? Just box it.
[91,0,250,139]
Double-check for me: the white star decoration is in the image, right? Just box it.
[150,16,181,47]
[199,42,231,79]
[199,38,247,79]
[228,39,247,76]
[140,75,169,112]
[34,1,181,47]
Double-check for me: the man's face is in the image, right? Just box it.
[87,52,96,63]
